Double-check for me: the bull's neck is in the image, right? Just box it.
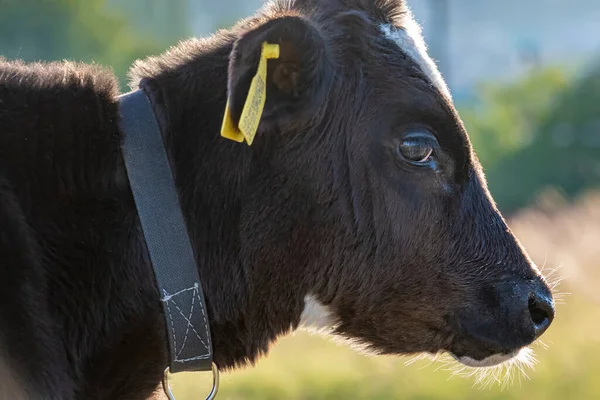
[134,40,301,368]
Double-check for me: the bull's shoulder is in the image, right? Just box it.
[0,58,124,196]
[0,57,118,100]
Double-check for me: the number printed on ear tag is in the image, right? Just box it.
[239,42,280,145]
[220,42,280,146]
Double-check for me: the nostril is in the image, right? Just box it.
[528,292,555,339]
[528,297,547,325]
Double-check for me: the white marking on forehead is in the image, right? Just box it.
[380,9,452,100]
[299,294,338,334]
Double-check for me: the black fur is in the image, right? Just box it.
[0,1,553,399]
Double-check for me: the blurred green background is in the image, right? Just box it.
[2,0,599,399]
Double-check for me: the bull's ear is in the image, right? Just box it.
[221,16,332,145]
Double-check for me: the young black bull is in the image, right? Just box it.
[0,0,554,398]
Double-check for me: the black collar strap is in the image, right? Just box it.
[118,89,218,398]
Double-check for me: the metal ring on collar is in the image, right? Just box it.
[162,363,220,400]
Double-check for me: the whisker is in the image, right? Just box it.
[417,348,539,390]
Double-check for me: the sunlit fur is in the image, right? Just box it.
[402,269,567,390]
[297,263,566,390]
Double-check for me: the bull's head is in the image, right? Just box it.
[137,0,555,382]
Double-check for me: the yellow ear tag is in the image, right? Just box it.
[220,99,244,143]
[220,42,280,145]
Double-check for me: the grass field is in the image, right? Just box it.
[169,191,600,400]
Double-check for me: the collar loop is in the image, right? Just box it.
[118,88,215,388]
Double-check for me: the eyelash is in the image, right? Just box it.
[396,133,438,166]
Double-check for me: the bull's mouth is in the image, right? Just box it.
[450,349,522,368]
[446,330,535,369]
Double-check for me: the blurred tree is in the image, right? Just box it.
[460,67,570,170]
[484,60,600,212]
[0,0,167,89]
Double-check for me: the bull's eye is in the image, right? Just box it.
[397,133,435,164]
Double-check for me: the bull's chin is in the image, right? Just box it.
[450,348,522,368]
